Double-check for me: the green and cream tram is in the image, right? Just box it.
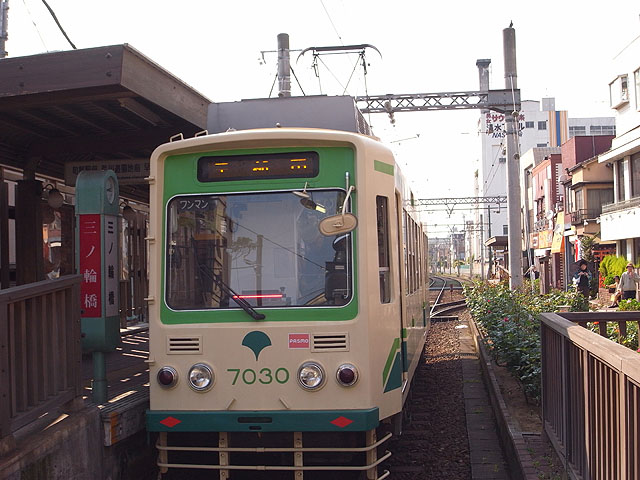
[146,128,429,479]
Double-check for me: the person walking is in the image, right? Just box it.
[618,262,640,301]
[573,260,592,301]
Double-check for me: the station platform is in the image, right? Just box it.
[82,325,150,447]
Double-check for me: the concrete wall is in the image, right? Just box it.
[0,406,155,480]
[1,408,103,480]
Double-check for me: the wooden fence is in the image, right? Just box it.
[0,275,82,438]
[540,312,640,480]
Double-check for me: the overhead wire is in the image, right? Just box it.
[267,70,278,98]
[40,0,75,49]
[316,0,364,100]
[484,138,505,193]
[317,55,347,91]
[22,0,48,50]
[319,0,344,45]
[290,66,306,96]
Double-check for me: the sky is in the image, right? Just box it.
[5,0,640,235]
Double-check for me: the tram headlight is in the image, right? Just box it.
[297,362,325,390]
[336,363,359,387]
[188,363,214,392]
[157,366,178,389]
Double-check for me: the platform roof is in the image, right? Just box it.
[0,44,211,200]
[484,235,508,248]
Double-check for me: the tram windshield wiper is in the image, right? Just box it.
[191,240,266,321]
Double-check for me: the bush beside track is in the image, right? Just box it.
[463,281,588,403]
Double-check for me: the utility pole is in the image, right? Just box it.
[503,26,523,288]
[277,33,291,97]
[0,0,8,59]
[479,214,485,280]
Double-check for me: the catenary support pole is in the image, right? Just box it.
[479,214,485,280]
[277,33,291,97]
[0,0,8,59]
[503,27,523,288]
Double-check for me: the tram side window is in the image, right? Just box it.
[402,210,408,295]
[376,196,391,303]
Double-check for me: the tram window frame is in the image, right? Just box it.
[402,210,408,296]
[376,196,391,303]
[412,217,416,293]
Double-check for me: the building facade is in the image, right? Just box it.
[473,96,615,278]
[599,34,640,266]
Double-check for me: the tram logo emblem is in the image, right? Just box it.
[242,331,272,361]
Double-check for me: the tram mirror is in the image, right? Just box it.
[319,213,358,236]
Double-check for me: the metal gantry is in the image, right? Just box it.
[413,196,507,207]
[356,89,520,115]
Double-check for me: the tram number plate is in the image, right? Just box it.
[227,367,290,385]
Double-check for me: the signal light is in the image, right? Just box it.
[157,366,178,388]
[336,363,359,387]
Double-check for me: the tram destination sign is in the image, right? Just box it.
[65,159,150,186]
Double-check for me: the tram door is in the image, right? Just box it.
[395,194,408,383]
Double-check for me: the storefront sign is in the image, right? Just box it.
[551,212,565,254]
[65,159,150,186]
[485,112,526,138]
[538,230,553,249]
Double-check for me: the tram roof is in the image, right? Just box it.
[0,44,211,201]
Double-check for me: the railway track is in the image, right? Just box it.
[382,287,472,479]
[429,276,466,319]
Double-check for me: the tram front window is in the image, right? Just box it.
[165,191,352,311]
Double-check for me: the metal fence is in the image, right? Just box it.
[0,275,82,438]
[540,312,640,480]
[120,212,148,328]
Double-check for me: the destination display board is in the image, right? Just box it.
[198,152,319,182]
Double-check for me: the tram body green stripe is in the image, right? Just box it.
[374,160,394,176]
[382,337,400,385]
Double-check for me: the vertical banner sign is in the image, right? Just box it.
[79,214,102,317]
[104,215,119,318]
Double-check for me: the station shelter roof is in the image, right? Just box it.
[484,235,508,249]
[0,44,211,201]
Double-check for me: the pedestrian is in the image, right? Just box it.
[573,259,591,300]
[525,264,539,279]
[606,275,621,308]
[618,262,640,301]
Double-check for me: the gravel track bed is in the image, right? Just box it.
[383,316,471,479]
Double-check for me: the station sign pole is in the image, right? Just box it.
[75,170,120,404]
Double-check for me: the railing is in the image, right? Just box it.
[570,209,600,225]
[602,196,640,214]
[540,312,640,480]
[0,275,82,439]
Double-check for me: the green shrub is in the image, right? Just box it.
[586,319,639,353]
[618,298,640,311]
[600,255,629,279]
[463,282,585,404]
